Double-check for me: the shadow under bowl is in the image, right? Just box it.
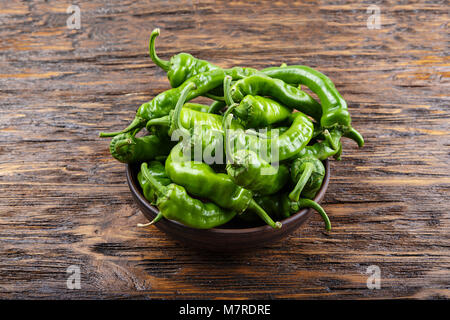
[126,159,330,252]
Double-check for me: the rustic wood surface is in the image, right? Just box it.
[0,0,448,299]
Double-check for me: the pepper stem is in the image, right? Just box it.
[146,115,170,129]
[137,212,163,227]
[172,82,196,140]
[248,200,282,229]
[149,28,169,71]
[288,162,314,202]
[298,199,331,231]
[323,129,340,151]
[222,110,237,164]
[140,162,167,197]
[344,127,364,147]
[223,75,234,106]
[114,138,135,153]
[204,92,225,101]
[99,116,146,138]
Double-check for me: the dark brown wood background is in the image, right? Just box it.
[0,0,448,299]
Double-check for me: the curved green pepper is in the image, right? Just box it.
[243,193,331,231]
[262,65,364,147]
[137,160,171,205]
[226,149,289,195]
[223,75,292,129]
[109,131,173,163]
[138,162,236,229]
[289,139,342,201]
[229,74,322,122]
[223,109,314,162]
[165,143,282,229]
[149,28,258,88]
[233,95,292,129]
[289,156,325,201]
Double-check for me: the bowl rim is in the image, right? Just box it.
[126,159,330,234]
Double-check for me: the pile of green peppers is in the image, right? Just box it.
[99,28,364,231]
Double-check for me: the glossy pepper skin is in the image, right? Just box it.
[139,162,236,229]
[165,143,282,229]
[289,139,341,202]
[109,131,173,163]
[229,74,322,122]
[137,160,171,204]
[149,28,258,88]
[99,69,226,138]
[223,75,291,129]
[289,156,325,201]
[226,149,289,195]
[261,65,364,147]
[223,110,314,163]
[146,103,242,136]
[146,83,242,157]
[233,95,292,129]
[242,193,331,231]
[182,102,210,113]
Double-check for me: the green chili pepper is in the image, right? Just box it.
[146,100,242,137]
[233,95,293,128]
[295,138,341,161]
[261,65,364,147]
[99,69,226,138]
[150,28,259,88]
[137,160,171,205]
[229,74,322,122]
[138,162,236,229]
[289,156,325,201]
[243,193,331,231]
[149,28,220,88]
[146,84,242,159]
[222,75,292,129]
[226,149,289,195]
[223,109,314,163]
[165,143,282,229]
[108,131,173,163]
[289,139,342,201]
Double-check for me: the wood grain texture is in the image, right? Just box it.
[0,0,448,299]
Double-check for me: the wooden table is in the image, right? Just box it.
[1,0,448,299]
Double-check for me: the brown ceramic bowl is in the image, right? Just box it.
[126,160,329,252]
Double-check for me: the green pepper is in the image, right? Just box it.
[146,84,242,160]
[226,149,289,195]
[223,109,314,163]
[138,162,236,229]
[223,75,292,129]
[229,74,322,122]
[262,65,364,147]
[165,143,282,229]
[137,160,171,205]
[289,156,325,201]
[149,28,258,89]
[150,28,221,88]
[99,69,226,138]
[243,193,331,231]
[108,130,173,163]
[146,100,242,137]
[289,139,342,201]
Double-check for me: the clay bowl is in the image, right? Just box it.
[126,160,329,252]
